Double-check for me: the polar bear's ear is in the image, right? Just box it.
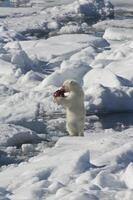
[70,80,74,84]
[70,80,79,88]
[69,80,76,85]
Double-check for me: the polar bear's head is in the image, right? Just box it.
[62,80,82,93]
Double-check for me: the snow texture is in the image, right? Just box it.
[0,130,133,200]
[0,0,133,200]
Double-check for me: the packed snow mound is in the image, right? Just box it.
[70,45,98,63]
[0,84,18,96]
[34,35,108,88]
[0,59,14,75]
[41,0,114,22]
[0,0,114,39]
[93,41,132,61]
[94,142,133,166]
[17,71,44,89]
[93,18,133,32]
[0,129,133,200]
[11,50,32,71]
[0,137,91,199]
[110,0,133,12]
[61,192,99,200]
[0,7,38,18]
[0,34,107,129]
[1,33,133,117]
[39,59,91,87]
[0,41,41,87]
[0,25,26,43]
[103,27,133,41]
[4,41,35,73]
[122,162,133,189]
[83,68,127,88]
[58,23,83,35]
[80,40,133,113]
[0,90,46,124]
[85,84,133,113]
[0,59,18,86]
[16,34,108,61]
[36,34,108,49]
[0,124,40,147]
[106,58,133,84]
[1,34,133,117]
[0,84,19,105]
[0,86,63,134]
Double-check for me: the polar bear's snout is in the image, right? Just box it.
[61,83,70,93]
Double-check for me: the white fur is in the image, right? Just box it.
[55,80,85,136]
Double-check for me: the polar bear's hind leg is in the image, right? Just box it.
[66,123,78,136]
[66,122,84,136]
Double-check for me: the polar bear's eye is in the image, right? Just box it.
[70,80,75,85]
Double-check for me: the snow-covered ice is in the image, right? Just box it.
[0,0,133,200]
[0,124,40,147]
[103,27,133,41]
[93,18,133,32]
[0,0,114,39]
[0,129,133,199]
[110,0,133,13]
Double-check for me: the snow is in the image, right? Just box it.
[122,162,133,189]
[21,144,34,154]
[0,33,110,128]
[0,59,14,75]
[103,27,133,41]
[110,0,133,12]
[83,68,126,88]
[0,0,133,200]
[0,7,38,17]
[10,34,107,61]
[93,19,133,32]
[0,129,133,199]
[106,58,133,83]
[85,84,133,113]
[0,124,40,147]
[0,0,114,39]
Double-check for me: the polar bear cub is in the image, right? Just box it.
[54,80,85,136]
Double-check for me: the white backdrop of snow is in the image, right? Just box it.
[0,124,40,147]
[0,129,133,200]
[0,1,133,200]
[0,0,114,39]
[0,32,133,126]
